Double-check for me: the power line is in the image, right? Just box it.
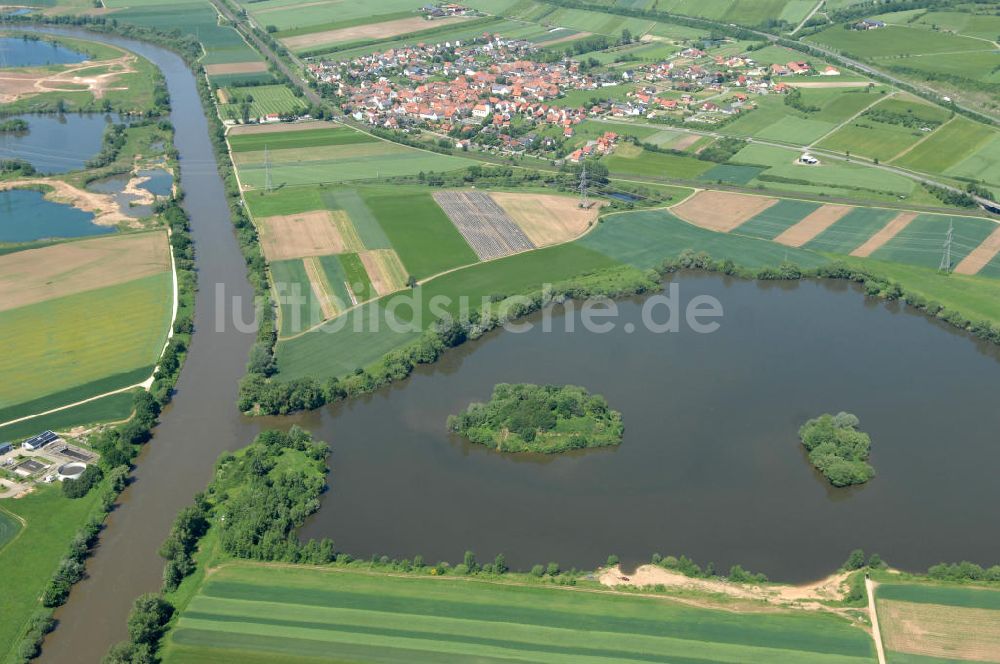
[939,220,953,272]
[578,163,589,209]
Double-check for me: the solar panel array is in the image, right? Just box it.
[433,191,535,261]
[22,430,59,449]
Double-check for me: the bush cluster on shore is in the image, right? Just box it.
[447,383,624,454]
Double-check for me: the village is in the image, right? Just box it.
[305,31,839,158]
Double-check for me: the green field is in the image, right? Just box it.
[322,189,392,250]
[948,133,1000,188]
[239,0,420,32]
[361,188,478,279]
[0,483,106,663]
[893,117,997,174]
[878,583,1000,610]
[104,0,261,64]
[236,140,475,188]
[870,214,998,269]
[735,199,822,240]
[605,146,714,179]
[339,252,375,302]
[221,85,306,120]
[818,118,930,162]
[0,391,138,442]
[228,126,376,153]
[0,510,21,552]
[162,562,875,664]
[805,24,987,58]
[0,272,173,413]
[803,207,898,254]
[722,90,882,145]
[271,258,325,337]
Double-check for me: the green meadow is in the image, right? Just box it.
[161,562,875,664]
[805,24,987,58]
[229,126,376,153]
[0,483,107,663]
[893,117,998,174]
[0,272,173,413]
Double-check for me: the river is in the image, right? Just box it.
[26,29,259,664]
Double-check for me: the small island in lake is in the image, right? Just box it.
[799,412,874,487]
[448,383,624,454]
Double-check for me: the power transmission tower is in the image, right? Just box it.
[939,220,953,272]
[578,163,589,208]
[264,144,273,193]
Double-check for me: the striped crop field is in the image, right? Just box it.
[733,199,822,241]
[803,207,900,255]
[162,562,875,664]
[869,214,999,270]
[875,582,1000,664]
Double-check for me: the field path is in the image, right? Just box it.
[888,116,956,164]
[955,224,1000,275]
[867,577,887,664]
[810,92,893,148]
[851,212,917,257]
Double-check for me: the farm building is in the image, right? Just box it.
[0,442,12,455]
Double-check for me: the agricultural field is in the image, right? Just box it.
[668,189,1000,272]
[230,126,474,188]
[804,24,989,59]
[244,183,600,336]
[816,95,951,157]
[604,143,715,179]
[218,84,306,120]
[161,561,875,664]
[0,232,173,423]
[875,581,1000,663]
[892,116,998,175]
[103,0,261,66]
[236,0,421,33]
[0,509,20,551]
[280,15,477,54]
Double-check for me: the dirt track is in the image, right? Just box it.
[671,190,778,232]
[600,564,852,611]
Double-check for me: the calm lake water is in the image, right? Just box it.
[0,189,111,242]
[0,113,115,174]
[0,36,88,68]
[86,168,171,218]
[291,274,1000,582]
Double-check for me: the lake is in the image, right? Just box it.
[0,36,88,68]
[0,188,112,242]
[291,273,1000,582]
[0,113,115,174]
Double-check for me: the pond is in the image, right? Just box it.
[0,113,116,174]
[0,36,88,68]
[0,188,112,243]
[85,168,172,218]
[290,273,1000,582]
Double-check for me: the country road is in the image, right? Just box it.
[866,576,887,664]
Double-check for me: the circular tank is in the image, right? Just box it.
[57,462,87,481]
